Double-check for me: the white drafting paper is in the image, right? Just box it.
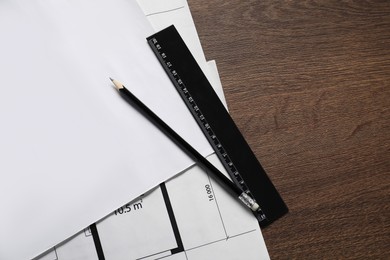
[0,1,213,259]
[35,30,269,260]
[34,1,270,259]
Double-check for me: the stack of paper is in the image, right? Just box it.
[0,1,270,259]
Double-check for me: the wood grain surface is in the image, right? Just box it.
[187,0,390,259]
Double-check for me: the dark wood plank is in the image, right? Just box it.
[187,0,390,258]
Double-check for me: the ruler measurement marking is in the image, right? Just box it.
[149,37,267,221]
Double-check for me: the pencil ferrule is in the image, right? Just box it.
[238,192,260,212]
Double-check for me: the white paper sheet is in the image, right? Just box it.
[0,1,213,259]
[34,1,270,258]
[35,63,270,260]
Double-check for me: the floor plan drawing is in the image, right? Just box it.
[36,155,268,260]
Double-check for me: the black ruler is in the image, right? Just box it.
[147,25,287,227]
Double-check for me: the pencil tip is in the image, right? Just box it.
[109,77,124,90]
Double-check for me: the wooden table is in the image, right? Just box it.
[188,1,390,258]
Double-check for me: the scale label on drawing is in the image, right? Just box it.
[205,184,214,201]
[114,199,143,215]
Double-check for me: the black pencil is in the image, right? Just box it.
[110,78,261,213]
